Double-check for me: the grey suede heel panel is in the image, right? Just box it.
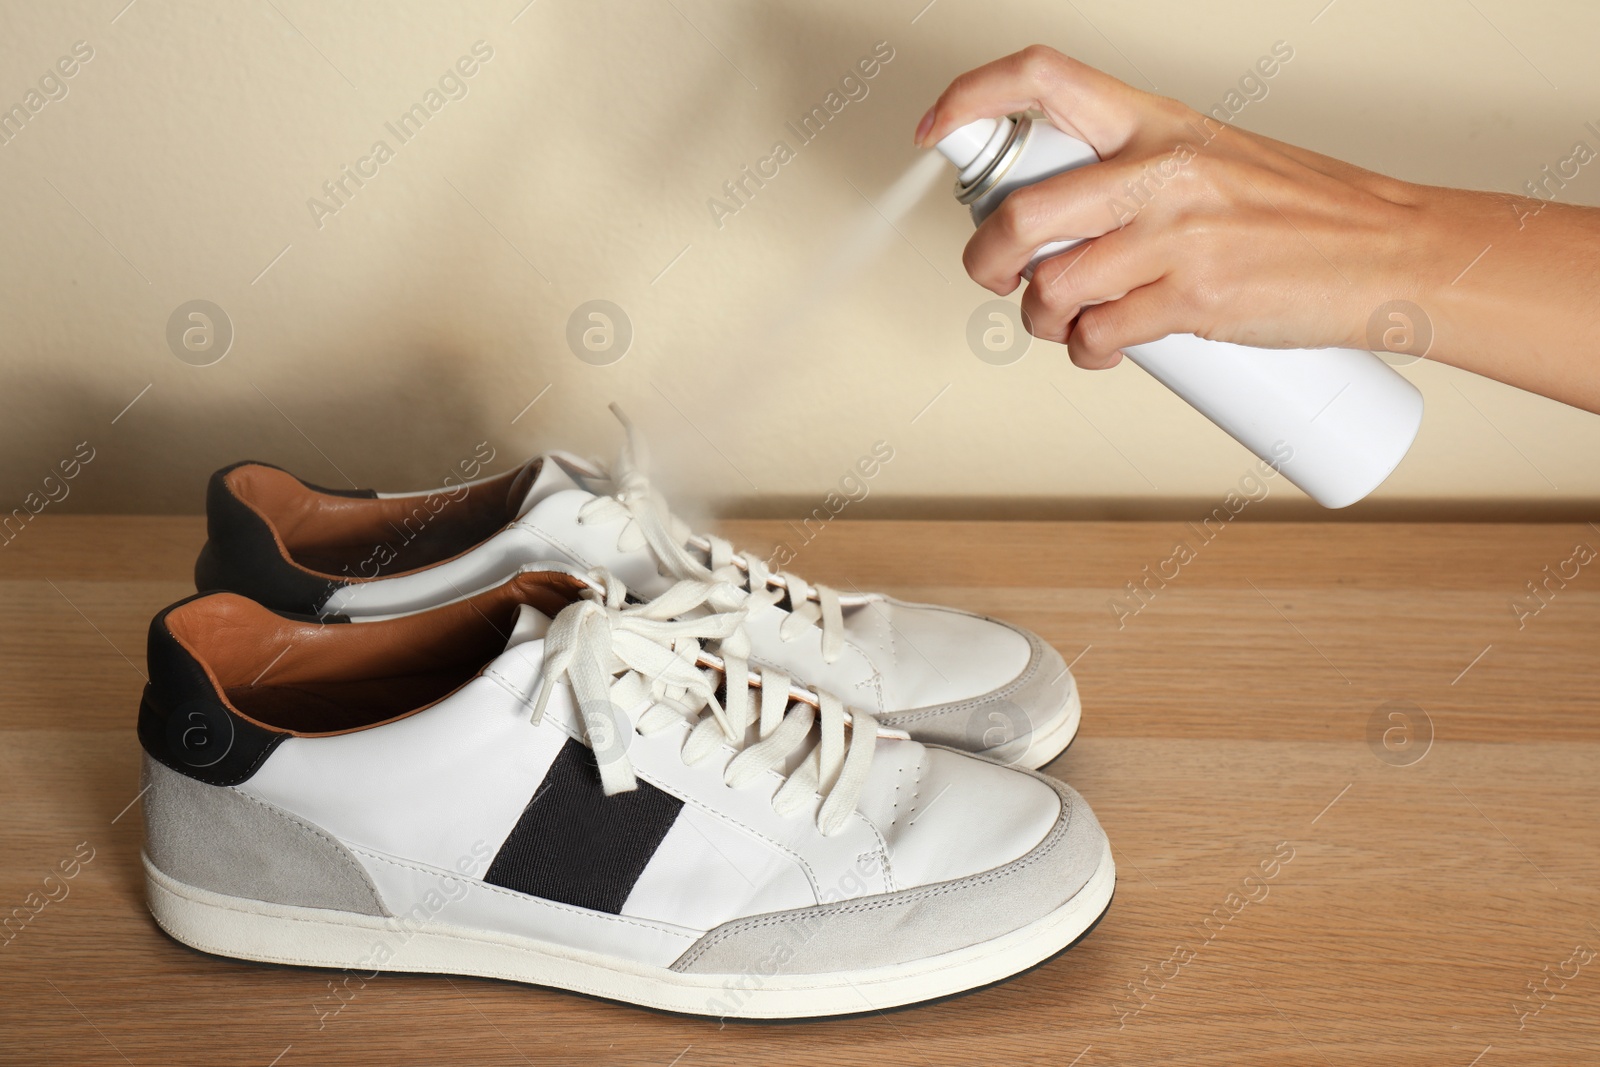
[142,755,387,916]
[670,773,1105,975]
[876,630,1072,748]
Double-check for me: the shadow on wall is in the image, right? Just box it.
[10,5,942,517]
[4,346,506,518]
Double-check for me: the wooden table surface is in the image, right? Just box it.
[2,516,1597,1066]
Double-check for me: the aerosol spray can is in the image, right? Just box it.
[935,114,1423,508]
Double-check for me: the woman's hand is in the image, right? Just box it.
[916,46,1600,413]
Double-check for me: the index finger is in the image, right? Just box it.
[916,45,1153,158]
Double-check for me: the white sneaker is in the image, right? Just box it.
[140,569,1114,1018]
[196,411,1080,768]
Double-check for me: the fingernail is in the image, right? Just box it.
[914,106,935,146]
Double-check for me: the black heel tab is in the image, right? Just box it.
[137,592,289,786]
[195,462,352,612]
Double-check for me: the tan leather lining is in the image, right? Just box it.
[165,569,591,736]
[223,463,531,581]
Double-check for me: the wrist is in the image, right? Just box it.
[1392,185,1508,365]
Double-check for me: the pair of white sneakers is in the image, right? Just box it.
[141,413,1113,1018]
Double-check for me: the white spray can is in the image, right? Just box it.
[935,114,1423,508]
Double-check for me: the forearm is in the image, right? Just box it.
[1407,188,1600,411]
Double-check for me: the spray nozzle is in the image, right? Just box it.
[934,116,1015,181]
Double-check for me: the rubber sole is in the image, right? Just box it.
[144,840,1115,1020]
[980,675,1082,770]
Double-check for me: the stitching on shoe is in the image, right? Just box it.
[513,518,594,574]
[639,775,823,899]
[348,846,703,941]
[884,603,899,672]
[221,785,386,910]
[641,717,822,888]
[875,628,1060,728]
[673,775,1078,969]
[225,735,287,785]
[851,671,885,714]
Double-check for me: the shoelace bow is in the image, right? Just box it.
[574,405,847,669]
[526,571,878,837]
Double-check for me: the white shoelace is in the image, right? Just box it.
[574,405,847,673]
[525,571,878,837]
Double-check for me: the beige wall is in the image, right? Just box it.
[3,0,1598,521]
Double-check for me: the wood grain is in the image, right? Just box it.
[1,516,1596,1066]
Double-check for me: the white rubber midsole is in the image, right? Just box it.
[982,675,1082,770]
[144,840,1114,1019]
